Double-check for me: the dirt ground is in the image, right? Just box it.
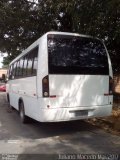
[87,101,120,136]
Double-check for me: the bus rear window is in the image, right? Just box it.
[48,34,109,75]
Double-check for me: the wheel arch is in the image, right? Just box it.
[7,93,10,101]
[18,97,24,111]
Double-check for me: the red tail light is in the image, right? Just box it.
[49,95,56,98]
[109,76,113,95]
[42,75,49,97]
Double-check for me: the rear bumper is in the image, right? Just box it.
[37,104,112,122]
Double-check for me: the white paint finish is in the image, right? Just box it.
[11,77,36,96]
[6,31,113,122]
[9,92,19,110]
[22,95,38,120]
[35,104,112,122]
[8,76,38,119]
[103,43,113,77]
[37,35,48,97]
[49,75,109,108]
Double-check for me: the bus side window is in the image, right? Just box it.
[19,58,24,77]
[32,47,38,75]
[26,47,38,76]
[9,65,12,79]
[23,55,28,76]
[26,52,33,76]
[9,65,14,79]
[13,62,17,79]
[16,60,20,78]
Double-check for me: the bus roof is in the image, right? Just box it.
[9,31,94,65]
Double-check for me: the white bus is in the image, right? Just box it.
[6,31,113,123]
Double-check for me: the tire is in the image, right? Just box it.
[19,101,28,124]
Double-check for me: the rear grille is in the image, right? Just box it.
[69,110,88,117]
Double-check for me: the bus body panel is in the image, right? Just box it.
[37,35,48,98]
[8,76,39,119]
[6,31,113,122]
[32,101,112,122]
[48,75,109,108]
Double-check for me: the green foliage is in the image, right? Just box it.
[0,0,120,73]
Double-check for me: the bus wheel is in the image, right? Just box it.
[19,101,27,124]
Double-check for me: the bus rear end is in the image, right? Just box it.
[41,33,113,122]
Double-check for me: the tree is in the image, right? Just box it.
[0,0,120,73]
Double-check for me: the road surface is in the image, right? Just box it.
[0,92,120,158]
